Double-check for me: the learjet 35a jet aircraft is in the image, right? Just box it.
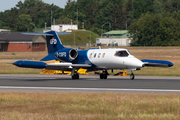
[13,31,173,80]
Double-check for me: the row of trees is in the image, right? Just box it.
[61,0,180,35]
[1,0,180,46]
[0,0,63,32]
[129,12,180,46]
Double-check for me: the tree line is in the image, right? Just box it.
[1,0,180,46]
[129,12,180,46]
[0,0,63,32]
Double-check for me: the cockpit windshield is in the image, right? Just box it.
[127,50,133,55]
[115,50,129,57]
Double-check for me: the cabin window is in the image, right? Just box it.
[94,53,97,58]
[102,53,105,58]
[115,50,129,57]
[98,53,101,58]
[89,53,92,59]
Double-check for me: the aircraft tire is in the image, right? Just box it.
[130,73,135,80]
[72,75,75,79]
[72,74,79,79]
[75,74,79,79]
[103,74,107,79]
[100,74,104,79]
[100,74,107,79]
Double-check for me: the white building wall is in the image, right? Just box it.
[51,24,78,32]
[96,38,131,46]
[0,29,11,32]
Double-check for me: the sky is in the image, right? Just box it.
[0,0,69,12]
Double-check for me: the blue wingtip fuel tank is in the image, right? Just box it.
[13,60,47,69]
[141,59,174,67]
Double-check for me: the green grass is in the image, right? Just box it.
[0,61,41,74]
[0,92,179,120]
[60,30,100,46]
[0,47,179,75]
[0,51,47,60]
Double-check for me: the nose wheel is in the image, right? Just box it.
[130,71,135,80]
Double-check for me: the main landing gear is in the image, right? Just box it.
[99,70,135,80]
[130,71,135,80]
[71,68,79,79]
[100,70,108,79]
[72,73,79,79]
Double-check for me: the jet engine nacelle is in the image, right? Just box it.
[55,48,78,62]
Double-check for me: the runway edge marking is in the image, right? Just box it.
[0,86,180,92]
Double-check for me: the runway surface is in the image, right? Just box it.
[0,74,180,93]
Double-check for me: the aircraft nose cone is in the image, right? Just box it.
[142,64,145,67]
[125,58,144,69]
[136,60,144,68]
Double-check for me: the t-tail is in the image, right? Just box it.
[21,31,70,61]
[13,31,71,68]
[45,31,65,54]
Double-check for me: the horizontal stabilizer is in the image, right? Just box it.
[21,32,71,36]
[57,33,71,35]
[141,59,173,67]
[21,33,54,36]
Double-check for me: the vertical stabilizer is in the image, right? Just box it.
[45,31,65,54]
[21,31,70,59]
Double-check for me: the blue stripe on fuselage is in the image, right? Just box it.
[72,50,91,64]
[72,49,97,68]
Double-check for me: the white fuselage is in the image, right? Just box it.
[87,48,144,70]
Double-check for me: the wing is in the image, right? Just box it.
[46,63,91,71]
[13,60,91,71]
[141,59,173,67]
